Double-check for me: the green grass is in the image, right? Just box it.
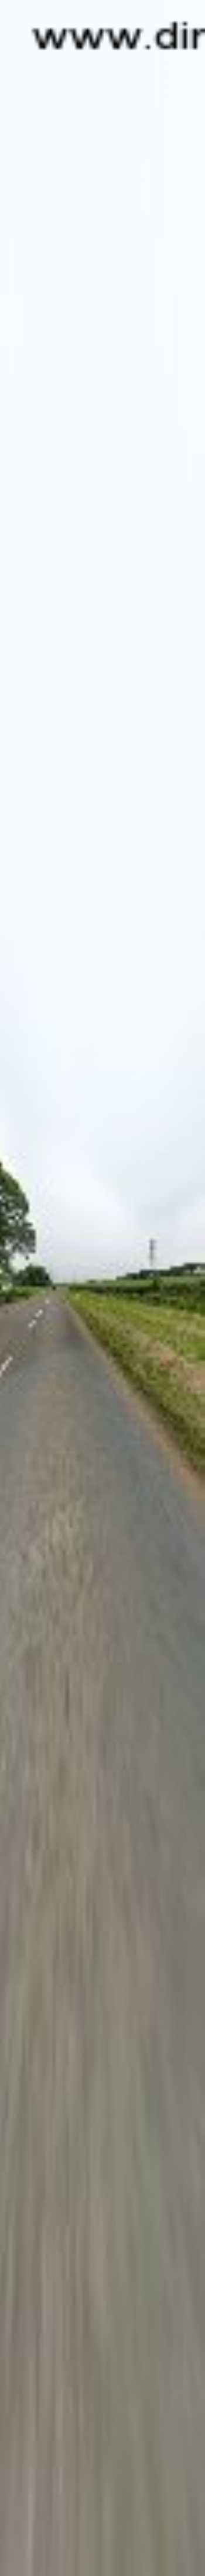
[0,1279,52,1303]
[67,1286,205,1475]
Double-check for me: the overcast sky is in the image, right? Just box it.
[1,7,204,1275]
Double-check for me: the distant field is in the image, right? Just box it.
[68,1284,205,1474]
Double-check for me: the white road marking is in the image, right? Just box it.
[1,1302,45,1379]
[0,1354,13,1380]
[1,1303,45,1380]
[28,1308,43,1332]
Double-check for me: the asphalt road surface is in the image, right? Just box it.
[0,1291,204,2575]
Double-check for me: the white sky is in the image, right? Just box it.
[1,6,204,1276]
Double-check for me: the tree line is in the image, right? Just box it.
[0,1158,50,1291]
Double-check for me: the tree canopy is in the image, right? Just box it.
[0,1160,36,1282]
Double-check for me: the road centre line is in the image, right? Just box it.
[0,1355,13,1379]
[28,1308,43,1330]
[0,1303,45,1380]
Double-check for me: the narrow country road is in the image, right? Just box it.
[0,1292,204,2575]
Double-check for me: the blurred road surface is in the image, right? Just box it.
[0,1292,204,2574]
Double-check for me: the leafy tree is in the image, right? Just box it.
[16,1263,50,1289]
[0,1159,36,1284]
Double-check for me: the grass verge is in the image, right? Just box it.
[68,1287,205,1477]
